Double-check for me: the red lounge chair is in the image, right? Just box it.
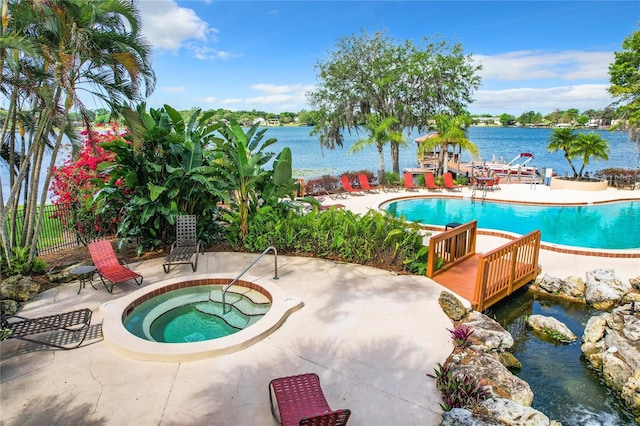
[443,172,462,192]
[340,175,364,195]
[88,239,143,293]
[269,373,351,426]
[357,173,380,193]
[425,172,442,192]
[403,172,418,191]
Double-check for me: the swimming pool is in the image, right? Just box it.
[384,198,640,250]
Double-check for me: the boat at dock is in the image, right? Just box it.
[480,152,538,177]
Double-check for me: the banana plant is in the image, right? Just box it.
[213,119,277,240]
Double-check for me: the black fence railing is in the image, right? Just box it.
[8,203,83,256]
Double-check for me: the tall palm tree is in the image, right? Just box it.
[547,127,579,178]
[0,0,156,268]
[418,114,478,176]
[574,132,609,179]
[348,115,405,182]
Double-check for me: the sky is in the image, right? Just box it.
[131,0,640,116]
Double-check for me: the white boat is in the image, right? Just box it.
[484,153,537,177]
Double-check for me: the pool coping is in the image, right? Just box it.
[380,194,640,258]
[100,274,303,362]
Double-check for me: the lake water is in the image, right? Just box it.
[2,126,638,201]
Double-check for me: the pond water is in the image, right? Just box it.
[490,290,636,424]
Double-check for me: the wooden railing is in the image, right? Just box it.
[426,220,477,278]
[473,230,541,311]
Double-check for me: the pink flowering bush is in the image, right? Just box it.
[50,126,126,243]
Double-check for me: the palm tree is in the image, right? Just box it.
[547,127,579,178]
[348,115,405,182]
[0,0,156,268]
[417,114,479,176]
[574,132,609,179]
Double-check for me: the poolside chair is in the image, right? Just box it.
[88,239,143,293]
[424,172,442,192]
[357,173,380,193]
[340,175,365,196]
[403,172,418,191]
[443,172,462,192]
[163,215,204,273]
[269,373,351,426]
[2,308,92,349]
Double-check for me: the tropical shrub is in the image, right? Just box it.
[232,205,428,274]
[95,104,227,254]
[428,362,489,412]
[448,324,474,348]
[213,119,297,241]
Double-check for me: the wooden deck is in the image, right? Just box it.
[426,221,541,311]
[432,254,481,306]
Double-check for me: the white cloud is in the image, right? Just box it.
[161,86,185,93]
[472,84,613,115]
[245,84,314,112]
[475,50,613,81]
[138,1,213,51]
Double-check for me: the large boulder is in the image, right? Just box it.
[463,311,514,352]
[440,399,561,426]
[585,269,632,310]
[0,275,40,302]
[581,306,640,418]
[527,314,577,343]
[447,349,534,406]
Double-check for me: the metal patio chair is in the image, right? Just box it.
[163,215,204,273]
[269,373,351,426]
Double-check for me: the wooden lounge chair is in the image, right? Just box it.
[340,175,364,196]
[163,215,204,273]
[357,173,380,193]
[2,308,92,349]
[403,172,418,191]
[425,172,442,192]
[443,172,462,192]
[88,239,143,293]
[269,373,351,426]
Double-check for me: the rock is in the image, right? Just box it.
[582,315,607,343]
[527,314,577,343]
[498,352,522,370]
[447,349,534,406]
[630,276,640,291]
[463,311,514,352]
[536,274,562,293]
[561,275,586,299]
[46,261,91,283]
[440,408,494,426]
[0,275,40,302]
[602,349,633,392]
[582,310,640,418]
[482,398,552,425]
[0,298,18,316]
[439,291,468,321]
[621,370,640,417]
[585,269,631,310]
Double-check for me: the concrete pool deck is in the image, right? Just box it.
[1,183,639,425]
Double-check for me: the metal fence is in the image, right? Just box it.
[9,203,82,256]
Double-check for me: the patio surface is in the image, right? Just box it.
[1,183,639,425]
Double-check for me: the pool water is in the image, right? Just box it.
[491,290,636,424]
[124,285,271,343]
[384,198,640,249]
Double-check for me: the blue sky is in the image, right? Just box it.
[134,1,640,116]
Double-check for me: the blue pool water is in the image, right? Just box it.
[384,198,640,249]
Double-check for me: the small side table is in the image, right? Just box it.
[71,265,98,294]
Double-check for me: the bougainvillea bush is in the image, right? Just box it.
[50,126,126,244]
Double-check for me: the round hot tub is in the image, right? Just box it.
[100,275,303,362]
